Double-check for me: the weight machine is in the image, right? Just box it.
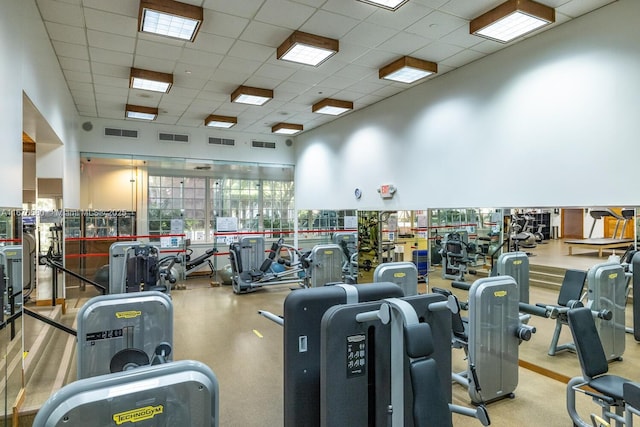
[108,241,177,295]
[440,277,536,405]
[228,236,309,294]
[33,360,219,427]
[76,291,173,379]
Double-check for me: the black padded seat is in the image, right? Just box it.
[589,375,629,401]
[404,323,453,427]
[568,307,629,401]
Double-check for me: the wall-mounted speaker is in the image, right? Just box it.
[285,139,293,147]
[82,121,93,131]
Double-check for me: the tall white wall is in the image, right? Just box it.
[21,0,82,208]
[295,0,640,211]
[0,0,25,207]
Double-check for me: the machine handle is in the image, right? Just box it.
[518,302,549,318]
[451,281,471,291]
[595,309,613,321]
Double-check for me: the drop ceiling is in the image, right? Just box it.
[36,0,616,136]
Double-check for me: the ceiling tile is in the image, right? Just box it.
[136,39,183,61]
[406,10,468,39]
[82,0,139,17]
[365,3,434,30]
[218,56,264,76]
[411,41,466,62]
[89,47,133,67]
[94,84,128,97]
[438,0,497,20]
[89,61,129,78]
[132,56,177,75]
[254,63,297,80]
[351,49,399,68]
[84,8,137,37]
[333,63,377,81]
[179,48,224,68]
[191,33,236,55]
[440,48,485,68]
[342,22,400,48]
[64,70,93,83]
[376,32,435,55]
[254,0,317,30]
[239,21,293,47]
[202,0,266,19]
[93,74,128,88]
[227,40,274,62]
[52,41,89,60]
[200,11,250,39]
[36,0,85,26]
[44,21,87,44]
[59,57,91,73]
[299,10,360,39]
[87,30,136,53]
[321,0,376,20]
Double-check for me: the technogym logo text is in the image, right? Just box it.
[113,405,164,425]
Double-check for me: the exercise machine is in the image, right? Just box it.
[33,360,219,427]
[107,241,177,295]
[258,283,405,427]
[440,232,473,281]
[373,261,419,296]
[228,236,309,294]
[566,307,635,427]
[333,231,358,284]
[509,213,537,250]
[305,243,344,287]
[631,252,640,342]
[76,291,173,379]
[521,262,621,361]
[495,251,530,303]
[587,261,626,361]
[444,277,536,404]
[319,291,489,426]
[1,246,22,312]
[180,242,217,278]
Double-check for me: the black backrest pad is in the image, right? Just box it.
[568,307,608,379]
[558,269,587,306]
[406,323,451,427]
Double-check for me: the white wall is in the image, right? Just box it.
[295,0,640,211]
[11,0,83,208]
[0,0,25,207]
[78,118,296,167]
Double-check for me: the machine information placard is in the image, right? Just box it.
[86,328,124,342]
[346,334,366,378]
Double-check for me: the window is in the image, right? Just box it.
[149,173,294,242]
[148,175,207,241]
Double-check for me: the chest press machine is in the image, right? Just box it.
[259,283,489,427]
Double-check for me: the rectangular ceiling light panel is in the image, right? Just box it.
[231,86,274,106]
[272,123,303,135]
[356,0,409,11]
[379,56,437,84]
[312,98,354,116]
[130,68,173,93]
[470,0,555,43]
[277,31,339,67]
[205,115,237,128]
[125,104,158,121]
[139,0,203,42]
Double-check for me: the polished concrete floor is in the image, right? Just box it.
[8,238,640,426]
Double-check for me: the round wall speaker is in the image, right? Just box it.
[82,121,93,131]
[285,139,293,147]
